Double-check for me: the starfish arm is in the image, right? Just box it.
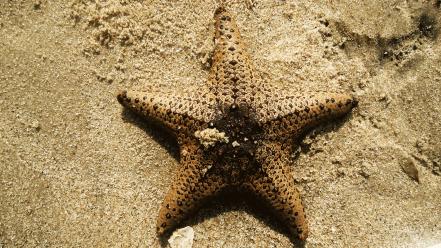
[117,89,217,134]
[244,141,309,240]
[256,89,357,137]
[156,140,227,235]
[207,7,261,106]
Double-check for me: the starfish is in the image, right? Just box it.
[117,6,357,241]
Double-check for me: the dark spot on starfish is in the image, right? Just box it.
[304,107,310,113]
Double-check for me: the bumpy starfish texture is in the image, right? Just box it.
[117,7,357,241]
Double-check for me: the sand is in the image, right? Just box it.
[1,0,440,247]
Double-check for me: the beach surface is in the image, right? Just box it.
[1,1,440,247]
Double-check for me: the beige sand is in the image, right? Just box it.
[1,1,440,247]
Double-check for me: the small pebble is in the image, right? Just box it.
[400,156,419,183]
[359,161,377,178]
[30,120,41,131]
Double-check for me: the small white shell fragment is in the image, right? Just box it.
[194,128,229,148]
[168,226,195,248]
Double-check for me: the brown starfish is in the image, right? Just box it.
[117,6,357,241]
